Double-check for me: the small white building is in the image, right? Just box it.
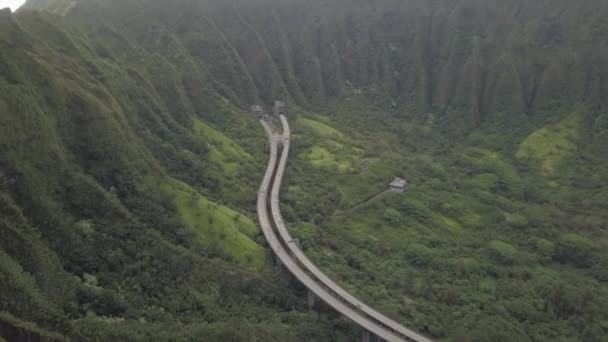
[389,177,408,192]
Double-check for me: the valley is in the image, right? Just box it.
[1,0,607,341]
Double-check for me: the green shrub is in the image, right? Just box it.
[534,238,555,259]
[405,243,434,267]
[488,240,519,265]
[591,259,608,282]
[383,208,401,224]
[553,234,596,268]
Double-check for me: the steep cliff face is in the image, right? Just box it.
[35,0,606,138]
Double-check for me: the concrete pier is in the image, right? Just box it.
[307,289,316,309]
[273,253,282,267]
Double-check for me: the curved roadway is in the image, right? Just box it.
[257,117,432,342]
[269,116,433,342]
[257,120,404,341]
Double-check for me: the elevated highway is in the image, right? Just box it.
[269,116,432,342]
[256,114,432,342]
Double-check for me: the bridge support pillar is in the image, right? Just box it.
[362,331,372,342]
[273,254,282,267]
[307,289,316,309]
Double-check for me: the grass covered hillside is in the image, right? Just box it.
[0,6,359,342]
[1,0,608,341]
[284,99,608,341]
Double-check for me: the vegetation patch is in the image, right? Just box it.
[488,240,519,265]
[433,214,464,233]
[516,113,582,175]
[457,148,523,197]
[193,118,252,175]
[162,177,265,270]
[298,117,344,138]
[0,312,66,342]
[300,145,355,173]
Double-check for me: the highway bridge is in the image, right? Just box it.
[255,105,433,342]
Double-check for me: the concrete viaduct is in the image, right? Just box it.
[255,103,433,342]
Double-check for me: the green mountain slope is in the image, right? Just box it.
[1,0,607,340]
[0,6,353,341]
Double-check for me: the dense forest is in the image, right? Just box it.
[1,0,607,341]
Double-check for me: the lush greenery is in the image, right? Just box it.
[0,4,357,341]
[1,0,608,341]
[285,99,608,341]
